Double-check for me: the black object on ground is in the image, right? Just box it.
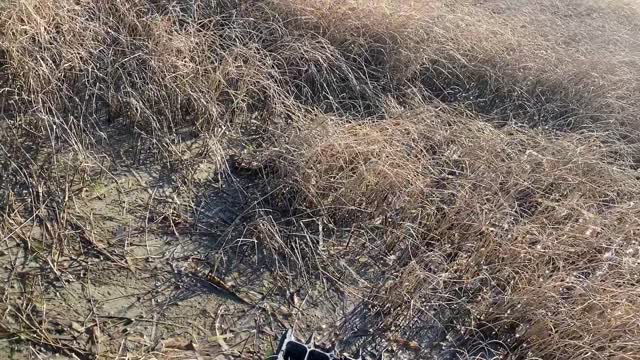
[270,329,362,360]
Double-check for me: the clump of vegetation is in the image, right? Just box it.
[1,0,640,358]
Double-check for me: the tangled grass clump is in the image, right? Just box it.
[267,109,640,358]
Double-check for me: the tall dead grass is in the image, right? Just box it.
[2,0,640,358]
[268,108,640,358]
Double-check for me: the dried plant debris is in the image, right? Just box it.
[2,0,640,359]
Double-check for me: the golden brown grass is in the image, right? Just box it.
[270,109,640,358]
[1,0,640,358]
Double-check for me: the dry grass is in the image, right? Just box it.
[269,109,640,358]
[1,0,640,358]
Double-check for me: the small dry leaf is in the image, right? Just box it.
[162,338,197,351]
[86,324,102,354]
[70,321,84,333]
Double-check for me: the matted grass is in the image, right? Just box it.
[1,0,640,358]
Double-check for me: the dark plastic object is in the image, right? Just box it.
[270,329,362,360]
